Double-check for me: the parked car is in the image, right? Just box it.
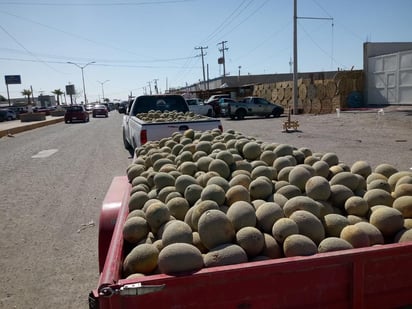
[8,106,28,118]
[33,107,52,115]
[227,97,284,120]
[107,102,115,111]
[206,98,238,117]
[0,110,7,122]
[186,98,213,116]
[205,93,230,104]
[217,98,238,117]
[92,104,109,118]
[85,103,95,111]
[0,109,17,120]
[64,105,89,123]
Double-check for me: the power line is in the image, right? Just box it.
[214,0,270,43]
[199,0,252,45]
[0,0,193,6]
[0,24,64,73]
[0,57,198,69]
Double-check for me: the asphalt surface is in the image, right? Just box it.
[0,112,132,308]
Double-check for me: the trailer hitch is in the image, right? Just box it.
[99,282,165,298]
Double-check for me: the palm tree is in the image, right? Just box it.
[21,89,33,112]
[52,89,64,105]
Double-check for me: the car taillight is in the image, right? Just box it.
[140,129,147,145]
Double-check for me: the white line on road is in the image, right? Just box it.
[32,149,59,158]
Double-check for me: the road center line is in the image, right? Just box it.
[32,149,59,158]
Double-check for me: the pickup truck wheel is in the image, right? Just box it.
[236,109,246,120]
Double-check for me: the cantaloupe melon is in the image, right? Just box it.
[283,234,318,257]
[289,210,325,244]
[123,243,159,276]
[198,209,235,250]
[123,216,149,244]
[318,237,353,253]
[158,243,203,275]
[161,220,193,247]
[226,201,256,231]
[203,243,248,267]
[272,218,299,243]
[235,226,265,257]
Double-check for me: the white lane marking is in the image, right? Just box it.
[32,149,59,158]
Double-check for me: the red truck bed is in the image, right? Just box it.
[90,177,412,309]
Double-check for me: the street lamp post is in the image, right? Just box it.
[67,61,95,104]
[97,80,110,103]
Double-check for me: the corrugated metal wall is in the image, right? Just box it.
[367,49,412,105]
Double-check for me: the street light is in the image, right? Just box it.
[97,80,110,103]
[67,61,95,104]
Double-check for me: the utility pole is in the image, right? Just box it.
[67,61,95,104]
[153,79,159,94]
[293,0,333,115]
[207,64,209,90]
[147,81,152,95]
[97,80,109,103]
[217,41,228,77]
[195,46,208,90]
[293,0,298,115]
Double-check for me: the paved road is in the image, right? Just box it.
[0,111,132,308]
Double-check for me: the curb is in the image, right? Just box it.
[0,117,65,138]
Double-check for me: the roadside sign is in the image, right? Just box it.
[66,84,75,95]
[5,75,21,84]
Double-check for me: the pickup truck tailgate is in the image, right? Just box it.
[145,119,221,140]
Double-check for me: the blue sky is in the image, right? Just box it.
[0,0,411,103]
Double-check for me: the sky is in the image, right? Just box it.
[0,0,411,103]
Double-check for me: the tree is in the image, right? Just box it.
[0,94,6,101]
[21,89,32,105]
[21,89,33,112]
[52,89,64,105]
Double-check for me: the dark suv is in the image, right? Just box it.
[64,105,89,123]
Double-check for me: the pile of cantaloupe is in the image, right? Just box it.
[136,110,209,123]
[122,128,412,277]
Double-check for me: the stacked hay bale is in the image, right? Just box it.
[253,70,364,114]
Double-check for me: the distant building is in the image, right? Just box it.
[0,95,56,107]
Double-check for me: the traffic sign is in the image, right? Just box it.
[5,75,21,84]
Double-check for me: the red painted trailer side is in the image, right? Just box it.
[90,177,412,309]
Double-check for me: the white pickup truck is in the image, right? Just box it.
[122,95,222,150]
[186,98,213,116]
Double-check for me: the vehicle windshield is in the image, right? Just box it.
[67,106,83,112]
[132,95,189,114]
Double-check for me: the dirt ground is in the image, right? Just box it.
[221,105,412,172]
